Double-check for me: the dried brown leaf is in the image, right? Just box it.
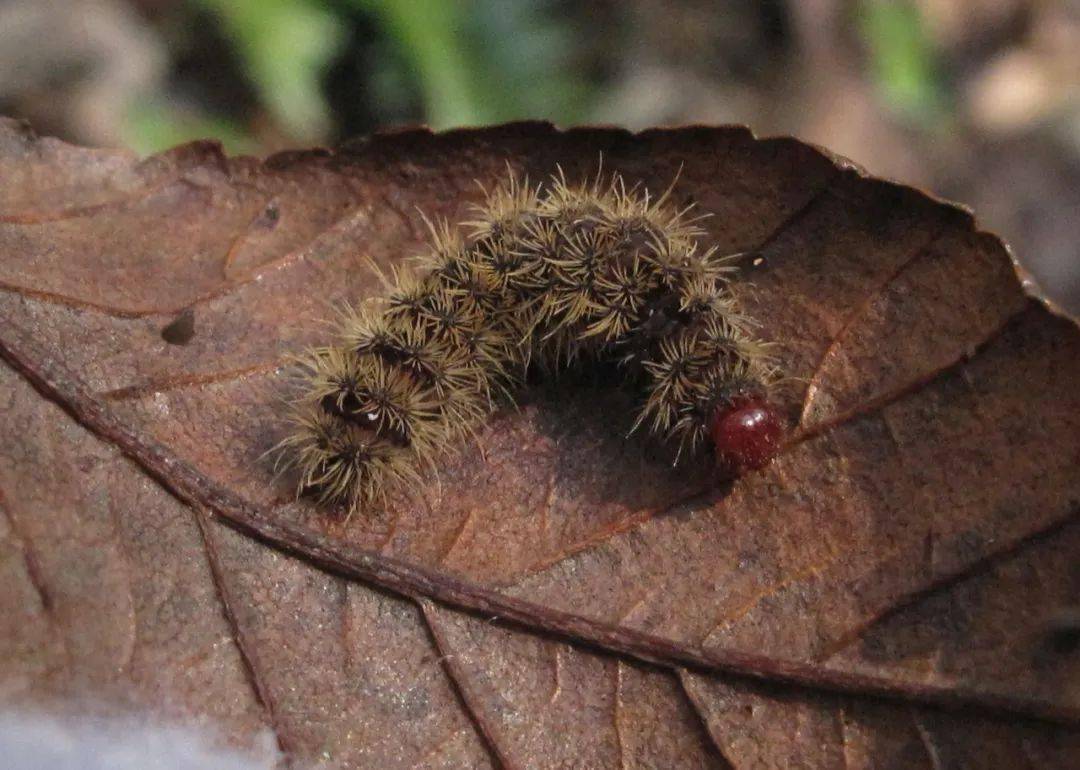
[1,118,1077,767]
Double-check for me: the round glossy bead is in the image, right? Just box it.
[709,397,783,474]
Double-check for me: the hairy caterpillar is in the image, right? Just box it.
[279,167,782,514]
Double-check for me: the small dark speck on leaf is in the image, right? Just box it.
[162,308,196,345]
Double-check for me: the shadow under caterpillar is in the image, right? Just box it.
[278,166,783,515]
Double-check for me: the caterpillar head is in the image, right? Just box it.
[708,394,784,474]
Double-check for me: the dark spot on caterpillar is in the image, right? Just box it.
[161,308,195,345]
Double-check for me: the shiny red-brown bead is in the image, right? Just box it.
[709,396,784,474]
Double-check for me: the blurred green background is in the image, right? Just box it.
[0,0,1077,309]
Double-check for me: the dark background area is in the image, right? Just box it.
[1,0,1076,312]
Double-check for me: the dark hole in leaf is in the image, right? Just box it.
[161,308,196,345]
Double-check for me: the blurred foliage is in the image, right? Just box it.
[193,0,345,141]
[355,0,481,128]
[357,0,590,127]
[113,0,1068,176]
[125,0,591,153]
[125,98,255,156]
[857,0,948,126]
[458,0,592,124]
